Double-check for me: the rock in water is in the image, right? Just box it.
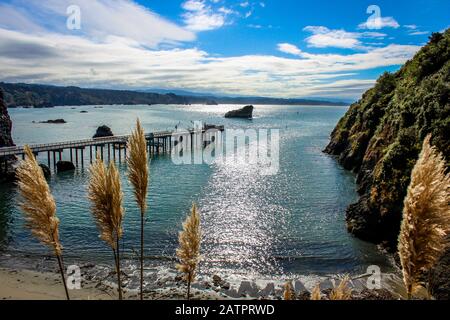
[39,164,51,178]
[40,119,66,124]
[56,161,75,172]
[93,125,114,138]
[225,105,254,119]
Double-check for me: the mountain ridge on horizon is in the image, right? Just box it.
[0,82,349,108]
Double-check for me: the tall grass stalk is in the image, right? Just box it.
[16,145,70,300]
[88,158,125,299]
[176,203,201,300]
[127,119,149,300]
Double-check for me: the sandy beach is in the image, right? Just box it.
[0,267,114,300]
[0,266,227,300]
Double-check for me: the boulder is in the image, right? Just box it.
[56,161,75,172]
[93,125,114,138]
[225,105,254,119]
[39,164,51,178]
[40,119,66,124]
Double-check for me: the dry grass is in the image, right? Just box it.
[398,135,450,298]
[310,284,321,300]
[127,119,149,300]
[176,203,201,300]
[17,146,60,254]
[16,145,69,299]
[283,281,294,300]
[88,157,125,299]
[88,158,123,248]
[127,119,149,214]
[329,275,352,300]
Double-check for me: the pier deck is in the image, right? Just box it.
[0,125,224,173]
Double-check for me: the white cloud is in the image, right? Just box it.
[403,25,429,36]
[182,0,227,31]
[183,0,205,11]
[303,26,387,50]
[0,3,44,33]
[277,43,302,56]
[0,0,195,48]
[240,2,250,8]
[303,26,362,49]
[183,11,225,31]
[0,26,420,99]
[408,31,429,36]
[218,7,236,15]
[404,25,417,30]
[0,1,423,100]
[358,16,400,29]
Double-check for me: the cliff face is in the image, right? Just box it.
[0,89,13,148]
[325,30,450,247]
[0,88,16,181]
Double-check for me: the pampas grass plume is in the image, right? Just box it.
[398,135,450,298]
[88,157,125,299]
[176,203,201,300]
[16,145,69,299]
[127,119,149,300]
[283,281,294,300]
[329,275,352,300]
[310,284,321,300]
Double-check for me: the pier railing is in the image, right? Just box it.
[0,127,222,157]
[0,125,224,173]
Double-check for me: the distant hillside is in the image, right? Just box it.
[0,83,190,108]
[145,88,350,106]
[0,82,347,108]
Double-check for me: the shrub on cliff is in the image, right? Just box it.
[325,29,450,247]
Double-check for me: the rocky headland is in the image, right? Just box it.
[0,89,16,181]
[325,30,449,298]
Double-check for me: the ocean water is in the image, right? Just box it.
[0,104,393,279]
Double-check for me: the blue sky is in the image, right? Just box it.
[0,0,448,100]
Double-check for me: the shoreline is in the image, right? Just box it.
[0,257,406,300]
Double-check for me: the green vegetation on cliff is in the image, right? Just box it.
[325,30,450,246]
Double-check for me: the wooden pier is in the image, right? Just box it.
[0,125,224,174]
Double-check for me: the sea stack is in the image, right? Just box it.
[93,125,114,138]
[225,105,254,119]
